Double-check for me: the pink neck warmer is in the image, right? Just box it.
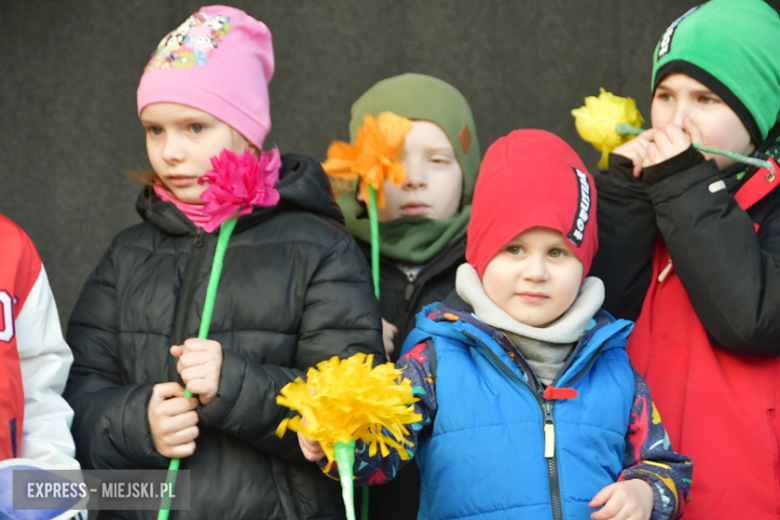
[154,185,213,229]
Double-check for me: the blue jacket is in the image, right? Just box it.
[324,295,693,520]
[406,303,634,520]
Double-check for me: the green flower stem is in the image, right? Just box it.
[158,216,239,520]
[363,186,381,520]
[615,123,774,172]
[368,185,381,300]
[335,440,357,520]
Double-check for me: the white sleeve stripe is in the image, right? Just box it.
[15,266,80,470]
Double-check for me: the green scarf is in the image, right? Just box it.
[338,73,481,263]
[651,0,780,143]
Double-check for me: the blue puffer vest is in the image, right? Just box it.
[401,303,635,520]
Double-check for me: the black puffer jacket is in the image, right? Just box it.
[590,123,780,355]
[64,155,384,520]
[368,236,466,362]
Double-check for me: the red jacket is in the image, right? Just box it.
[0,214,78,467]
[627,158,780,519]
[0,216,36,459]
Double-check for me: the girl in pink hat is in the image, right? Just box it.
[64,6,383,519]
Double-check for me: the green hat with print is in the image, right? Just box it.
[651,0,780,143]
[338,73,481,264]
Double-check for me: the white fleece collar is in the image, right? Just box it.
[455,263,605,344]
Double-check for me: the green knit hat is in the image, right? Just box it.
[349,73,481,204]
[651,0,780,143]
[336,73,480,264]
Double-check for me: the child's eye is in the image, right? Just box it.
[698,96,716,105]
[430,156,451,165]
[655,93,673,102]
[191,124,205,133]
[508,246,524,255]
[548,249,564,258]
[148,126,163,136]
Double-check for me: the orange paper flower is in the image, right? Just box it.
[276,353,422,471]
[322,112,412,208]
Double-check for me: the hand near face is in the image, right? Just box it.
[643,118,703,169]
[148,382,200,458]
[612,118,703,178]
[170,338,223,406]
[589,479,654,520]
[611,128,659,178]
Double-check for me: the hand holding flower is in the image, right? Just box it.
[298,432,325,461]
[170,338,223,406]
[148,382,200,458]
[277,353,422,520]
[574,89,773,174]
[297,416,326,461]
[644,119,702,167]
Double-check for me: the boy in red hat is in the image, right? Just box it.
[299,130,692,520]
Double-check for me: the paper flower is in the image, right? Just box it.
[276,353,422,470]
[571,88,645,168]
[198,148,281,232]
[322,112,412,208]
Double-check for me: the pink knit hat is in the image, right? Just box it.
[137,6,274,149]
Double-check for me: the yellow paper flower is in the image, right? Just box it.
[322,112,412,208]
[276,353,422,471]
[571,88,645,169]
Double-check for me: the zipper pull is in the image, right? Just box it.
[192,228,204,248]
[543,401,555,458]
[404,272,417,302]
[658,258,673,282]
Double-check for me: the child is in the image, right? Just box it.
[336,73,481,361]
[0,213,86,519]
[301,130,693,520]
[589,1,780,518]
[333,73,480,519]
[64,7,383,520]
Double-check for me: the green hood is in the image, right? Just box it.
[337,73,481,263]
[651,0,780,143]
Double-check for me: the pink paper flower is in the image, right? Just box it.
[199,148,281,232]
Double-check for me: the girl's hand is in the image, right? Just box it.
[589,479,654,520]
[612,129,658,178]
[148,382,200,458]
[643,119,701,169]
[381,318,398,360]
[170,338,223,406]
[298,431,325,461]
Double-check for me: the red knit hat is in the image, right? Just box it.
[466,129,598,279]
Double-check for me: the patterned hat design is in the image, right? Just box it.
[146,11,232,71]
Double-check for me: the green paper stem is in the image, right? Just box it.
[158,215,239,520]
[363,183,381,519]
[368,185,380,300]
[615,123,774,172]
[335,440,357,520]
[365,185,380,520]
